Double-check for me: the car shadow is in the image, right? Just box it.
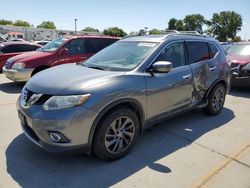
[6,108,235,188]
[0,82,24,94]
[229,88,250,98]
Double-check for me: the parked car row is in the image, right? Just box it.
[2,35,119,81]
[226,42,250,88]
[16,33,231,160]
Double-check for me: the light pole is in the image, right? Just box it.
[74,19,78,35]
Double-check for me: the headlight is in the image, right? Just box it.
[12,62,25,69]
[43,94,90,111]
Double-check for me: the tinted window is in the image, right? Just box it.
[1,45,20,53]
[19,44,40,52]
[186,41,209,64]
[209,43,219,58]
[64,39,85,55]
[155,42,186,68]
[85,38,118,54]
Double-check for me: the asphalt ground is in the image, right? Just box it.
[0,73,249,188]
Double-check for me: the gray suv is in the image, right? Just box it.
[17,34,231,160]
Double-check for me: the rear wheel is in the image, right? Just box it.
[93,107,139,161]
[203,83,226,115]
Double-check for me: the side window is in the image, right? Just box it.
[155,42,186,68]
[1,45,20,53]
[64,39,85,55]
[19,44,39,52]
[209,43,219,59]
[85,38,99,53]
[186,41,210,64]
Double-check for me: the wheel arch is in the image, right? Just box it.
[88,98,145,151]
[31,65,50,76]
[204,79,228,99]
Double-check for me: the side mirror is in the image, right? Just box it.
[151,61,172,73]
[58,48,68,55]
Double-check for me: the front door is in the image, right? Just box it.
[145,41,194,121]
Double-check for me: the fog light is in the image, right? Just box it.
[50,132,61,142]
[48,132,70,143]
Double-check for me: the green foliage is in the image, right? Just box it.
[0,19,13,25]
[168,18,177,30]
[149,28,165,35]
[14,20,31,27]
[183,14,206,33]
[82,27,99,33]
[37,21,56,29]
[176,20,184,31]
[103,27,127,37]
[207,11,242,41]
[232,36,241,42]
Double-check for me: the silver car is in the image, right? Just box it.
[17,34,231,160]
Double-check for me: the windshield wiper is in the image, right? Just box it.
[87,66,105,71]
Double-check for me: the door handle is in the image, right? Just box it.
[182,74,192,79]
[209,66,216,71]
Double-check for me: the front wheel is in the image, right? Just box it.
[93,107,139,161]
[203,83,226,115]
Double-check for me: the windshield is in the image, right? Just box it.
[227,44,250,56]
[37,37,69,52]
[83,41,157,71]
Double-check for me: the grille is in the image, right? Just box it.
[5,60,12,69]
[22,88,51,106]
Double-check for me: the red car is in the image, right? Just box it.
[227,42,250,88]
[3,35,120,82]
[0,41,41,71]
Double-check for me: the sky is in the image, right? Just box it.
[1,0,250,40]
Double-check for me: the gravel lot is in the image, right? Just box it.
[0,74,249,188]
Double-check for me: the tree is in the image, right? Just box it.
[103,27,127,37]
[168,18,177,30]
[183,14,206,33]
[149,29,165,35]
[82,27,99,33]
[176,20,184,31]
[207,11,242,41]
[232,36,241,42]
[14,20,31,27]
[37,21,56,29]
[0,19,13,25]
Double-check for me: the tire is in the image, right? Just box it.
[93,107,139,161]
[203,83,226,116]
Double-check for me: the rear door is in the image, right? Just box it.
[145,41,194,120]
[185,41,219,99]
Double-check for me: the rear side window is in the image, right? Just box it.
[1,45,20,53]
[209,43,219,58]
[85,38,117,54]
[19,44,40,52]
[186,41,210,64]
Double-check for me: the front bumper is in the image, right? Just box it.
[2,66,33,82]
[231,74,250,88]
[17,98,98,153]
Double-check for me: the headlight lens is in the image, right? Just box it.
[43,94,90,111]
[12,62,25,69]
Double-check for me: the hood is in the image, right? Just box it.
[25,64,125,95]
[8,51,52,63]
[229,54,250,64]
